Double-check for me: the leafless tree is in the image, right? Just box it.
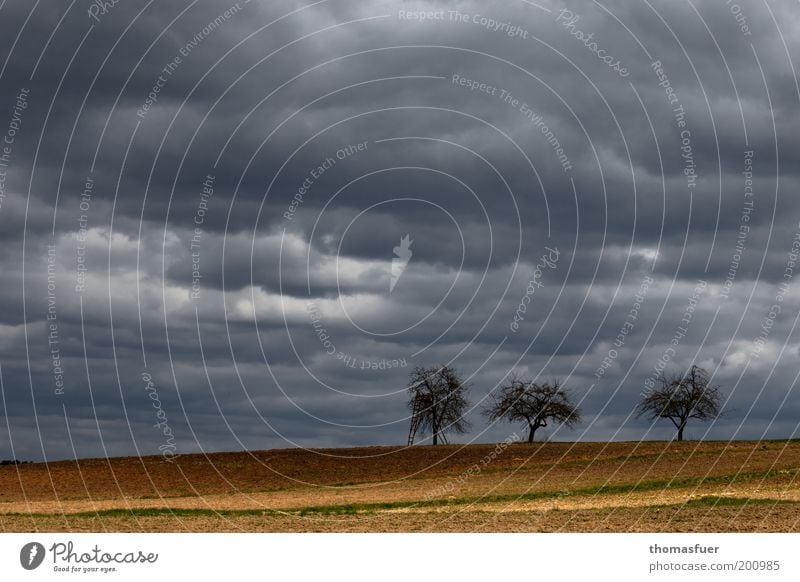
[407,366,470,445]
[636,365,722,441]
[484,376,581,443]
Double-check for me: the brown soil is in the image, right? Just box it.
[1,440,798,532]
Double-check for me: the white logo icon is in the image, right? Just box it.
[390,234,413,292]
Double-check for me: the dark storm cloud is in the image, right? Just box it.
[1,0,800,461]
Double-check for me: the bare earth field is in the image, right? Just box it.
[1,440,799,532]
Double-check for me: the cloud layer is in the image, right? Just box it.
[1,0,799,460]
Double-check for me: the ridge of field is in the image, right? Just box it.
[1,440,799,532]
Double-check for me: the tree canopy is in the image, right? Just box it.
[484,376,581,443]
[636,365,722,441]
[407,366,471,445]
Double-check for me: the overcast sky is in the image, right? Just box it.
[1,0,799,461]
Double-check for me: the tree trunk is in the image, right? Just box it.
[677,424,685,441]
[433,431,438,446]
[527,425,537,443]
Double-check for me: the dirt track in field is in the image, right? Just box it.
[1,440,799,532]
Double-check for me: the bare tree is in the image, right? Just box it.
[407,366,470,445]
[636,365,722,441]
[484,376,581,443]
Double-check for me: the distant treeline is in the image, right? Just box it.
[407,364,723,444]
